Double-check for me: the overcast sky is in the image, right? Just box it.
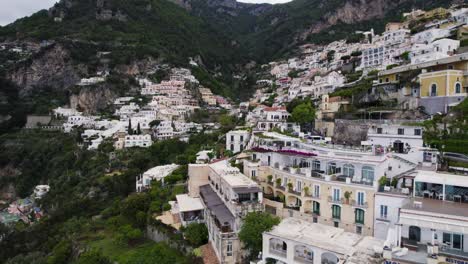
[237,0,292,3]
[0,0,291,26]
[0,0,57,26]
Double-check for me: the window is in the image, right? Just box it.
[414,129,421,136]
[313,201,320,215]
[328,162,338,175]
[355,209,365,224]
[240,135,244,141]
[227,241,233,256]
[314,185,320,197]
[251,170,256,178]
[377,128,383,134]
[356,226,363,234]
[334,221,339,228]
[238,193,251,203]
[397,128,404,135]
[230,135,234,141]
[443,233,464,250]
[362,166,375,183]
[312,160,321,171]
[333,188,341,202]
[455,83,461,94]
[343,164,355,177]
[431,84,437,96]
[357,192,365,206]
[332,205,341,219]
[296,180,302,192]
[230,144,234,151]
[380,205,388,219]
[240,144,244,151]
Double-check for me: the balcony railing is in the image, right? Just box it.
[270,247,287,258]
[289,189,302,196]
[351,200,369,209]
[328,196,344,204]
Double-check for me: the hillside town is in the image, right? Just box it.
[131,6,468,264]
[2,2,468,264]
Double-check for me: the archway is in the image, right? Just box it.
[321,252,339,264]
[294,244,314,262]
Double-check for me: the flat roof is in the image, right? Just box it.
[266,218,372,256]
[176,194,204,212]
[209,160,259,188]
[414,170,468,187]
[379,52,468,76]
[143,164,180,178]
[402,197,468,218]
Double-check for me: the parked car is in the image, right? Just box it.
[444,152,468,163]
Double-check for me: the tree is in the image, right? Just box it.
[137,123,141,135]
[182,223,208,247]
[116,225,143,245]
[291,102,316,127]
[76,250,112,264]
[128,119,133,135]
[238,212,280,259]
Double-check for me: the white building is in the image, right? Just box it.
[188,160,263,264]
[226,130,251,153]
[33,185,50,199]
[124,134,152,148]
[136,164,180,192]
[383,170,468,264]
[367,124,424,154]
[114,97,134,105]
[174,194,205,227]
[53,107,82,118]
[411,28,451,45]
[411,39,460,64]
[262,217,384,264]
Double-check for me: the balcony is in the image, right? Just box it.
[289,188,302,196]
[328,196,344,204]
[269,246,287,258]
[294,255,314,263]
[351,200,369,209]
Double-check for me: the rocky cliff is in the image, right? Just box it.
[8,44,84,96]
[70,85,118,114]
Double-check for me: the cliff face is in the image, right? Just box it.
[69,85,118,114]
[8,44,84,96]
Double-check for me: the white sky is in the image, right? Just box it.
[0,0,292,26]
[238,0,292,3]
[0,0,58,26]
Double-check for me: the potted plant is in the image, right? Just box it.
[275,178,282,187]
[303,186,310,196]
[344,191,352,204]
[287,182,293,191]
[267,175,273,183]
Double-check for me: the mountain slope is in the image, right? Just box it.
[0,0,242,68]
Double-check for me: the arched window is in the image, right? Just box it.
[343,164,355,177]
[455,83,461,94]
[355,209,365,224]
[430,84,437,96]
[362,166,375,183]
[322,252,339,264]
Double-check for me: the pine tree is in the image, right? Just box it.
[128,119,133,135]
[137,123,141,135]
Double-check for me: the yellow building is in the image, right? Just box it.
[419,70,465,97]
[245,162,376,236]
[377,53,468,114]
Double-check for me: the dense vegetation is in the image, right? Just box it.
[238,212,280,260]
[0,130,222,263]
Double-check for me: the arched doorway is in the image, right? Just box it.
[409,226,421,242]
[321,252,339,264]
[393,140,404,153]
